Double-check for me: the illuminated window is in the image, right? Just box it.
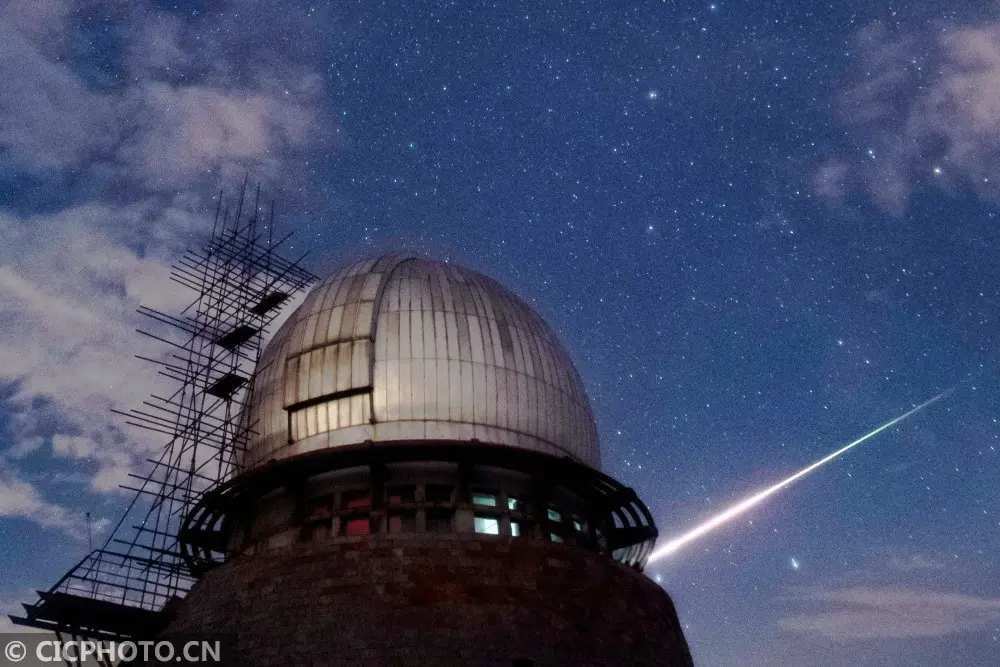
[550,533,564,543]
[387,485,415,505]
[343,517,369,536]
[510,521,522,537]
[547,508,561,522]
[507,496,525,512]
[388,511,417,533]
[472,490,497,507]
[474,515,500,535]
[572,520,584,532]
[426,508,453,533]
[425,484,453,504]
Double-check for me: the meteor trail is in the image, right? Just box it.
[647,389,953,564]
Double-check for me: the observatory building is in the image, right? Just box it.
[169,253,692,666]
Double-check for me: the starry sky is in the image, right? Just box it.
[1,1,999,665]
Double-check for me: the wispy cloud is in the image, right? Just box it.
[0,1,334,534]
[779,586,1000,639]
[818,20,1000,214]
[888,553,948,572]
[0,467,108,539]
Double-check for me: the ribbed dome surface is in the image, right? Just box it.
[242,254,600,469]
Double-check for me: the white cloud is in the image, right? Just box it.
[0,590,53,634]
[0,28,115,171]
[820,20,1000,213]
[0,204,182,447]
[0,469,81,536]
[122,80,320,189]
[888,553,948,572]
[0,0,332,526]
[779,586,1000,639]
[51,435,97,459]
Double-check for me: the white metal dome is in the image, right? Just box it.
[241,254,600,470]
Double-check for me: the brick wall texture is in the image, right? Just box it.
[164,534,694,667]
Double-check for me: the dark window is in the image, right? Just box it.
[426,508,453,533]
[425,484,453,503]
[388,511,417,533]
[511,521,531,538]
[307,495,334,520]
[343,517,369,536]
[342,489,370,510]
[387,485,416,505]
[300,522,329,543]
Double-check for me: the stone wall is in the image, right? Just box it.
[164,533,693,667]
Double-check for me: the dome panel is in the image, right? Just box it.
[241,255,600,470]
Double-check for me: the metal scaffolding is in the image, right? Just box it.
[12,183,317,644]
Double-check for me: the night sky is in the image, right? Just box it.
[1,1,999,665]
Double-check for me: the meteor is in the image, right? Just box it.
[647,389,953,564]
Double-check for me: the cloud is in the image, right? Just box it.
[888,553,948,572]
[819,20,1000,214]
[0,591,51,634]
[0,0,333,528]
[123,79,322,189]
[0,204,185,466]
[779,586,1000,639]
[0,26,115,172]
[0,468,88,537]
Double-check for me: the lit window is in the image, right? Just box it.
[472,490,497,507]
[387,485,415,505]
[425,484,453,504]
[508,497,524,512]
[547,508,561,522]
[573,520,584,532]
[388,511,416,533]
[474,515,500,535]
[510,522,521,537]
[550,533,564,543]
[343,517,369,536]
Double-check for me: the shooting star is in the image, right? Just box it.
[647,389,953,564]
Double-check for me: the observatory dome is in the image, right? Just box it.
[242,254,600,470]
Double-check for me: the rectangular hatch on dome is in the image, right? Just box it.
[283,339,372,412]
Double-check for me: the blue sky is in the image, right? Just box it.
[1,1,998,665]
